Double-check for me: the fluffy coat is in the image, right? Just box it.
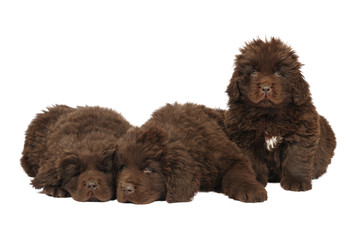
[225,38,336,191]
[21,105,131,201]
[115,103,267,204]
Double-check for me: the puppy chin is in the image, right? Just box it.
[249,97,274,107]
[117,195,152,204]
[249,94,285,108]
[116,190,161,204]
[257,99,278,108]
[69,189,113,202]
[116,194,127,203]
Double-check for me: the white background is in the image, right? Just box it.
[1,0,360,239]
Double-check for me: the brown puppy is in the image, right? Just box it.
[225,38,336,191]
[115,103,267,204]
[21,105,131,201]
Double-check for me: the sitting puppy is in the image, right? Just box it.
[225,38,336,191]
[21,105,131,201]
[115,103,267,204]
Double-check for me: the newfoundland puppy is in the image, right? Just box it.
[225,38,336,191]
[115,103,267,204]
[21,105,131,201]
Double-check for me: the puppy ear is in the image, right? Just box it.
[163,142,200,203]
[58,155,81,181]
[102,142,117,157]
[293,73,311,105]
[226,71,241,102]
[135,125,168,159]
[100,144,117,173]
[137,126,167,155]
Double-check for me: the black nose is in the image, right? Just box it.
[261,85,272,93]
[87,182,98,190]
[122,184,135,195]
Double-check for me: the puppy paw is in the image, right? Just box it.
[233,183,268,203]
[43,185,70,198]
[281,177,312,191]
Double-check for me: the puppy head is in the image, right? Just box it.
[227,37,310,108]
[57,135,117,202]
[115,126,167,204]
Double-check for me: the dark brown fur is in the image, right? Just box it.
[225,38,336,191]
[115,103,267,204]
[21,105,131,201]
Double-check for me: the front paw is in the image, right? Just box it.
[43,185,70,198]
[233,183,268,203]
[281,177,312,191]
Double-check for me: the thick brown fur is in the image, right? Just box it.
[115,103,267,204]
[21,105,131,201]
[225,38,336,191]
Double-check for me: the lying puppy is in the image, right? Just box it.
[115,103,267,204]
[21,105,131,201]
[225,38,336,191]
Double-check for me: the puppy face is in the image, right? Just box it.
[57,138,116,202]
[115,127,167,204]
[227,38,310,108]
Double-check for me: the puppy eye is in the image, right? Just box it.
[143,167,153,174]
[275,71,282,76]
[250,70,257,76]
[119,164,126,171]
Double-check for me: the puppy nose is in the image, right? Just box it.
[122,184,135,195]
[261,85,272,93]
[87,182,98,190]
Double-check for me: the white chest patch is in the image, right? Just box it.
[265,136,283,151]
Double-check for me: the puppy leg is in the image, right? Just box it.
[32,165,60,190]
[250,153,269,186]
[33,167,70,198]
[164,142,201,203]
[233,142,269,186]
[280,137,316,191]
[222,161,267,203]
[312,115,336,179]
